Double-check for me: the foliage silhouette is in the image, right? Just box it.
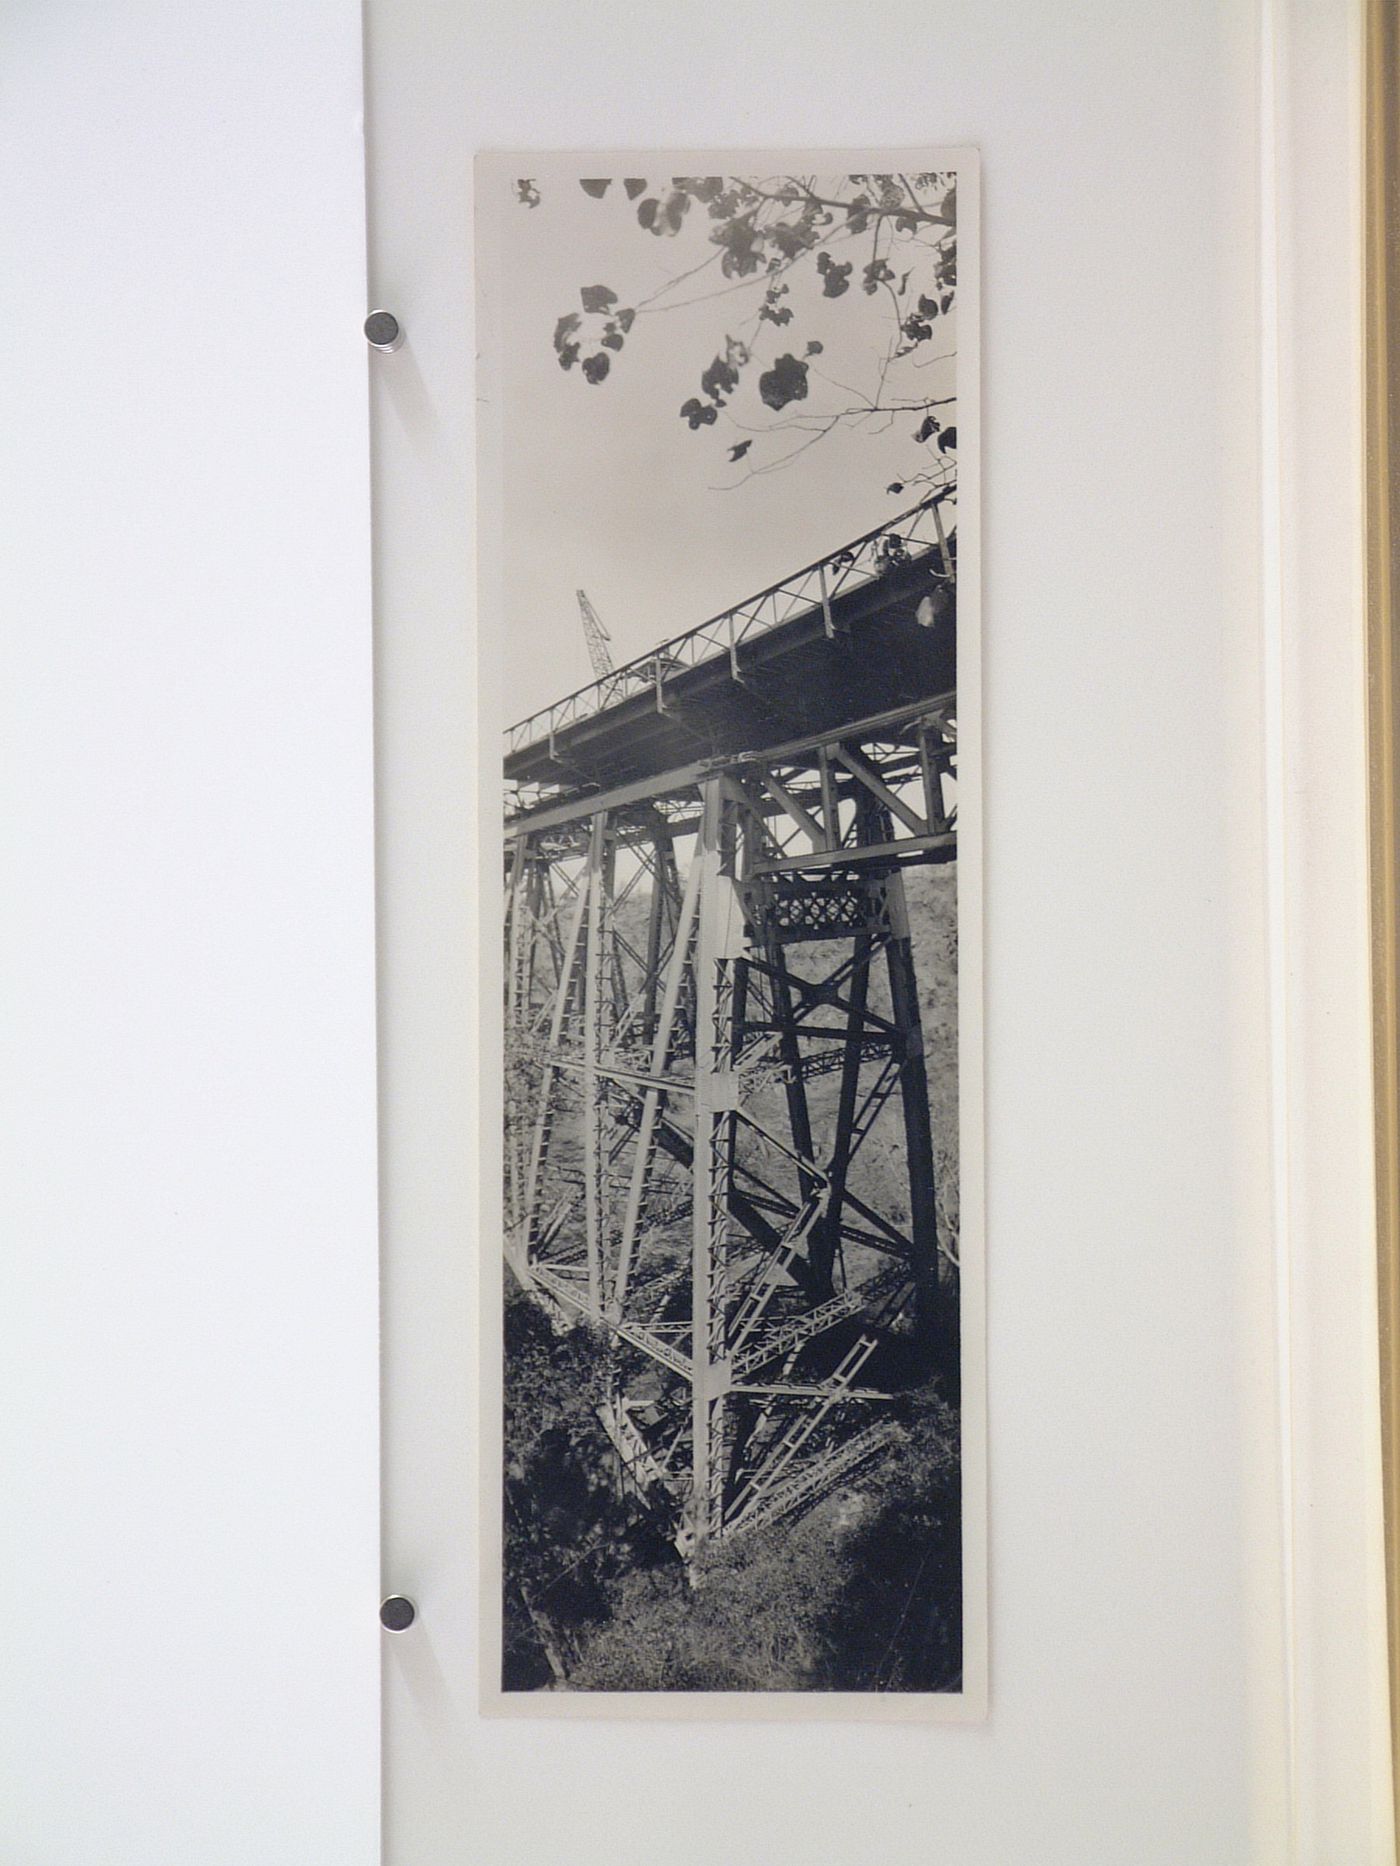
[522,170,958,490]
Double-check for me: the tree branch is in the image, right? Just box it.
[740,179,954,231]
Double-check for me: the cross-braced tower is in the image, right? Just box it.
[505,494,958,1559]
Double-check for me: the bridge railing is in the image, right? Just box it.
[503,481,955,763]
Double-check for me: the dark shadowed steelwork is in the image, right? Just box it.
[504,493,959,1560]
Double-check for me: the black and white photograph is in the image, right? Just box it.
[15,2,1400,1856]
[480,149,984,1709]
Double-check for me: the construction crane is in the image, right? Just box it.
[576,589,613,680]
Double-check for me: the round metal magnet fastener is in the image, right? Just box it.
[379,1595,416,1632]
[364,310,404,352]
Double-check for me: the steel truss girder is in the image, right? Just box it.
[505,491,956,771]
[504,711,956,1561]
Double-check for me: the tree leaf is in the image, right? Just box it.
[715,218,762,276]
[579,178,611,198]
[700,353,739,401]
[623,177,648,199]
[580,284,618,314]
[582,353,611,384]
[757,353,809,411]
[640,190,692,238]
[729,440,753,462]
[679,397,718,430]
[937,426,956,452]
[770,219,814,259]
[815,252,852,297]
[553,312,581,351]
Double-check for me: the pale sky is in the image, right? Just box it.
[483,161,959,725]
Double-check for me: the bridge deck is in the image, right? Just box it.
[504,495,956,810]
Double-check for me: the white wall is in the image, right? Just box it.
[3,3,1385,1863]
[1,6,380,1863]
[371,1,1386,1863]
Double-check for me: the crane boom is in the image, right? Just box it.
[576,588,613,680]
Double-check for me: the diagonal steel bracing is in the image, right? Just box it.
[504,499,958,1562]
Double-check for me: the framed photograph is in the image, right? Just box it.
[14,0,1400,1861]
[368,3,1397,1860]
[476,150,985,1715]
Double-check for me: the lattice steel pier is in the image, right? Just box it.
[504,493,959,1559]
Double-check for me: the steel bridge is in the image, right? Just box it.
[504,490,959,1561]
